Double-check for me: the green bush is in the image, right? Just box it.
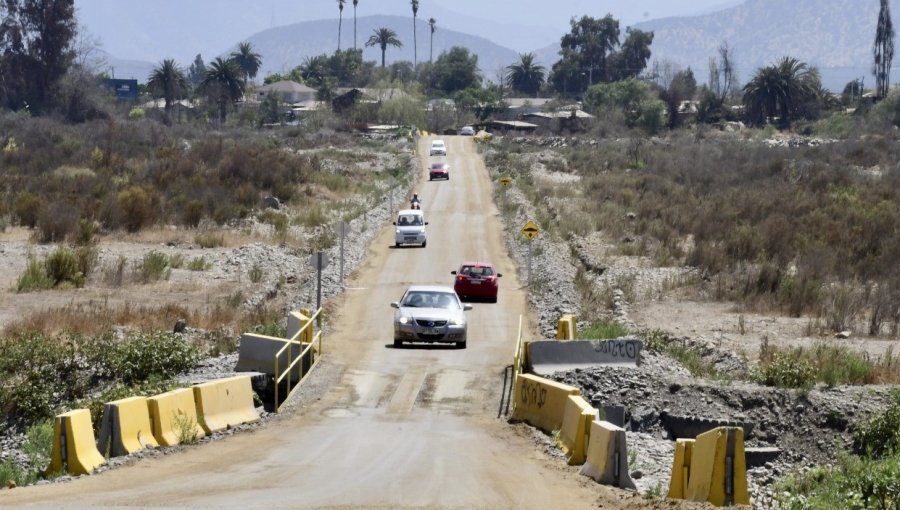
[187,256,211,271]
[754,351,816,389]
[853,390,900,459]
[44,246,85,288]
[776,451,900,510]
[103,332,201,384]
[195,232,225,248]
[136,250,170,283]
[248,263,263,283]
[16,255,55,292]
[578,320,630,339]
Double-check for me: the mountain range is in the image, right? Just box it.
[101,0,898,93]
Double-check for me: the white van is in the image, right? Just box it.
[429,140,447,156]
[394,209,428,247]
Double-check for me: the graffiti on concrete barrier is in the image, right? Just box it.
[520,380,547,408]
[592,339,640,360]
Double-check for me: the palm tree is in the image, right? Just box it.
[366,28,403,68]
[428,17,436,63]
[300,55,329,88]
[410,0,419,66]
[337,0,346,50]
[742,56,817,128]
[229,42,262,84]
[147,59,188,114]
[506,53,545,96]
[353,0,359,49]
[200,57,245,123]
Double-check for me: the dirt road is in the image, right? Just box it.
[4,137,656,509]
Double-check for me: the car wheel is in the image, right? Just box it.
[490,296,498,303]
[422,241,427,247]
[395,242,400,248]
[456,341,466,349]
[394,338,402,347]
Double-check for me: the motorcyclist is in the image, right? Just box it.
[410,193,421,209]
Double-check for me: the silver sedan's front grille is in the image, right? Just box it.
[415,319,448,327]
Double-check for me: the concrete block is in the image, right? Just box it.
[527,338,643,375]
[193,375,259,435]
[236,332,306,378]
[555,314,577,340]
[686,427,750,506]
[148,388,205,447]
[511,373,580,433]
[580,420,636,490]
[48,409,106,476]
[97,396,159,457]
[559,395,597,465]
[667,438,695,499]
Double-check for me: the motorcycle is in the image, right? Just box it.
[410,199,422,210]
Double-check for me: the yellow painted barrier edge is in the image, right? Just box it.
[687,427,749,506]
[48,409,105,476]
[194,375,259,435]
[98,396,158,456]
[149,387,206,447]
[559,395,596,465]
[510,373,580,433]
[667,438,695,500]
[580,420,636,490]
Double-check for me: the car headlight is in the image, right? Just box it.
[450,318,465,326]
[399,316,411,325]
[395,228,401,234]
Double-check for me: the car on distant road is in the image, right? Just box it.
[391,285,472,348]
[429,162,450,180]
[393,209,428,247]
[452,262,502,302]
[429,140,447,156]
[459,126,475,136]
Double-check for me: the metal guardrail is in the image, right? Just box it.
[273,307,324,412]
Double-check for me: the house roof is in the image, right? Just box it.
[256,80,316,94]
[503,97,554,108]
[334,87,410,102]
[523,110,594,119]
[488,120,538,129]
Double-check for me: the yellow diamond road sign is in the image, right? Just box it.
[521,220,539,240]
[500,175,511,187]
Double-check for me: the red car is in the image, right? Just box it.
[429,162,450,180]
[452,262,502,302]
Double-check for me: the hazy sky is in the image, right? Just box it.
[76,0,740,63]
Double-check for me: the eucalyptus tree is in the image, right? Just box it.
[366,28,403,67]
[874,0,895,99]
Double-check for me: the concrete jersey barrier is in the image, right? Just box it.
[235,332,309,378]
[668,426,749,506]
[97,396,159,457]
[149,387,206,447]
[527,338,643,376]
[510,373,580,433]
[193,375,260,434]
[48,409,106,476]
[559,395,597,465]
[580,420,636,490]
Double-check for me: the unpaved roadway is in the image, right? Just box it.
[5,137,663,510]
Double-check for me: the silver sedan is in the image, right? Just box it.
[391,285,472,348]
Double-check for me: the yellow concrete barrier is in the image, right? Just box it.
[555,314,577,340]
[149,388,205,447]
[510,373,580,433]
[193,375,259,435]
[47,409,106,476]
[686,427,749,506]
[559,395,596,465]
[667,438,695,499]
[287,309,313,344]
[97,396,159,457]
[580,420,636,490]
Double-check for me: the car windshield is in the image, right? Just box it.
[398,214,422,226]
[462,266,493,277]
[402,291,459,309]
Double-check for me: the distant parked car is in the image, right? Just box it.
[429,140,447,156]
[429,162,450,180]
[452,261,502,302]
[391,285,472,348]
[459,126,475,136]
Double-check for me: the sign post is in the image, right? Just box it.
[500,175,511,212]
[310,252,330,309]
[338,221,348,286]
[521,220,540,288]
